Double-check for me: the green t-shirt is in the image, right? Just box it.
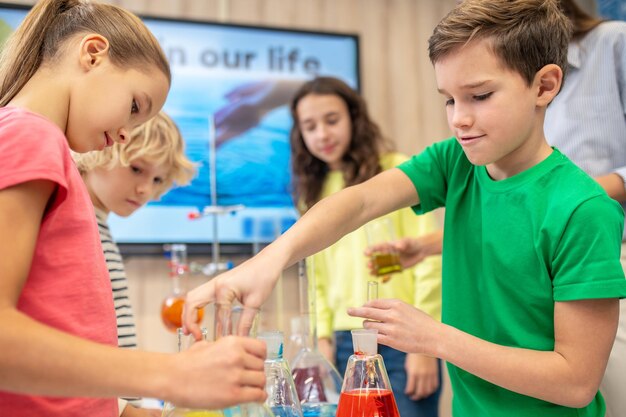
[398,138,626,417]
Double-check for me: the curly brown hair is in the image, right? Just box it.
[290,77,394,213]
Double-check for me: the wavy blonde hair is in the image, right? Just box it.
[75,112,196,199]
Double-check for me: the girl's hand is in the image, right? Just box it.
[182,257,280,340]
[317,338,334,364]
[364,231,443,271]
[404,353,439,400]
[169,336,267,409]
[120,404,162,417]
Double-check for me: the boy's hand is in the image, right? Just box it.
[347,299,440,355]
[168,336,267,409]
[404,353,439,400]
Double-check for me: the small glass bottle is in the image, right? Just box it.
[258,331,303,417]
[214,303,276,417]
[161,244,204,332]
[335,329,400,417]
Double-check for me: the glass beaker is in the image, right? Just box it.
[364,218,403,280]
[290,260,342,417]
[258,331,303,417]
[161,244,204,332]
[336,329,400,417]
[215,303,276,417]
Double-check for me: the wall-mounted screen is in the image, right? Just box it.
[0,4,360,245]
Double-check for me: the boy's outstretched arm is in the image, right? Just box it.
[183,168,419,338]
[0,180,267,409]
[349,298,618,408]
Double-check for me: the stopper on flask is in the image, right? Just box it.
[258,331,284,359]
[351,328,378,355]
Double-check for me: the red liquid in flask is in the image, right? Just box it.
[336,389,399,417]
[293,366,328,403]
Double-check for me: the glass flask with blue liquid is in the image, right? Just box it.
[258,331,303,417]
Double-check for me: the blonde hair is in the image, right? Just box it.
[428,0,572,87]
[0,0,170,106]
[75,112,196,199]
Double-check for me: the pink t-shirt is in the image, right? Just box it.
[0,107,118,416]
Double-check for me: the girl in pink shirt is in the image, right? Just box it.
[0,1,266,416]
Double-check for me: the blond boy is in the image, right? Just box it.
[75,112,195,417]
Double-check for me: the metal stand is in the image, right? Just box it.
[188,114,243,276]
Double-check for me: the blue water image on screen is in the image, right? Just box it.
[0,7,360,243]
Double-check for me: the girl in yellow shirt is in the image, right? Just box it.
[289,76,443,417]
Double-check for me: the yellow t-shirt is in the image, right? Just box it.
[310,152,442,339]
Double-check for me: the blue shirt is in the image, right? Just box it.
[545,21,626,238]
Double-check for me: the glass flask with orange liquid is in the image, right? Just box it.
[161,244,204,332]
[289,260,342,417]
[258,331,303,417]
[335,329,400,417]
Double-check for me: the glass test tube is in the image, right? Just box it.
[367,281,378,302]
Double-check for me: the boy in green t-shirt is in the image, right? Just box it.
[183,0,626,415]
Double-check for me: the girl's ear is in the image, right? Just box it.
[78,34,110,71]
[534,63,563,107]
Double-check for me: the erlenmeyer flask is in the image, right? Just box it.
[336,329,400,417]
[258,331,303,417]
[214,303,276,417]
[161,329,224,417]
[161,244,204,332]
[290,260,342,417]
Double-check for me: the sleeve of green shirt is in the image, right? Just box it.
[552,195,626,301]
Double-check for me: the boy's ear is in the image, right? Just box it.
[78,34,110,71]
[534,64,563,107]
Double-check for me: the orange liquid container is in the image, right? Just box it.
[336,329,400,417]
[161,295,204,332]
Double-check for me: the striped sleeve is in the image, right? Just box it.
[96,210,143,409]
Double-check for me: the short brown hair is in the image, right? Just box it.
[428,0,572,86]
[75,112,196,199]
